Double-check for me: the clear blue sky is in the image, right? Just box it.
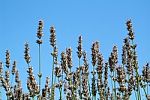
[0,0,150,99]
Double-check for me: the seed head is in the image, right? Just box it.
[5,50,10,68]
[0,61,3,74]
[61,52,68,74]
[36,20,44,44]
[142,63,150,82]
[12,61,17,75]
[91,41,99,66]
[54,65,61,78]
[97,53,103,76]
[77,35,83,59]
[50,26,56,47]
[126,19,134,40]
[109,45,118,72]
[66,48,73,69]
[24,43,31,65]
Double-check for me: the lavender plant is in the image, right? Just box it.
[0,20,149,100]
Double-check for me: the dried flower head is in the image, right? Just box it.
[15,70,19,83]
[83,51,88,68]
[50,26,56,47]
[45,77,50,91]
[66,48,73,69]
[12,61,17,75]
[91,41,99,66]
[5,70,10,83]
[77,35,83,59]
[36,20,44,44]
[104,62,108,88]
[109,45,118,72]
[0,61,3,74]
[5,50,10,68]
[61,52,68,74]
[116,66,126,85]
[126,19,134,40]
[122,44,127,65]
[142,63,150,82]
[24,43,31,65]
[97,53,103,76]
[54,65,61,78]
[51,46,58,64]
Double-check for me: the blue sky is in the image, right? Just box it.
[0,0,150,99]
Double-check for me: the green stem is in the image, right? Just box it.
[0,75,1,100]
[147,82,149,95]
[134,90,137,100]
[88,80,91,98]
[38,44,41,92]
[113,71,117,100]
[79,58,82,100]
[32,96,35,100]
[142,86,147,99]
[52,48,54,87]
[111,72,114,100]
[58,78,62,100]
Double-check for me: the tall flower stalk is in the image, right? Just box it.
[109,45,118,100]
[50,25,57,100]
[91,41,99,100]
[36,20,44,92]
[77,35,83,99]
[0,62,3,100]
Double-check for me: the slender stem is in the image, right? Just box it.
[111,72,114,100]
[88,80,91,98]
[134,90,137,100]
[32,96,35,100]
[147,82,149,95]
[142,86,147,99]
[131,40,141,100]
[0,75,2,100]
[58,77,62,100]
[113,71,117,100]
[79,58,82,100]
[52,47,54,86]
[38,44,41,91]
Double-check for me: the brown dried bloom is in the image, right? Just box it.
[54,65,61,78]
[61,52,68,74]
[50,26,56,47]
[5,50,10,68]
[66,48,73,69]
[12,61,17,75]
[91,41,99,66]
[24,43,31,65]
[116,66,126,85]
[91,75,97,96]
[104,62,108,89]
[122,44,127,65]
[142,63,150,83]
[0,61,3,74]
[27,66,39,96]
[83,51,88,68]
[5,70,10,83]
[77,35,83,59]
[45,77,50,91]
[15,70,19,83]
[126,19,134,40]
[51,46,58,64]
[109,45,118,72]
[97,53,103,77]
[36,20,44,44]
